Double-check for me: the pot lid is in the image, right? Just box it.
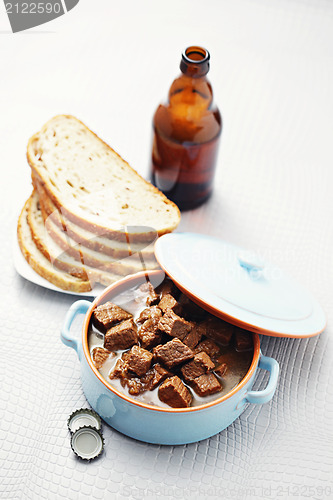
[154,233,326,338]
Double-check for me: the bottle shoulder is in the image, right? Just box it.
[168,74,213,104]
[153,97,222,144]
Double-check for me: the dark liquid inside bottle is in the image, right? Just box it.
[152,131,220,210]
[150,46,222,211]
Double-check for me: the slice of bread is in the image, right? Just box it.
[34,177,156,260]
[28,190,88,280]
[17,197,92,293]
[27,115,181,242]
[26,191,142,287]
[28,190,158,276]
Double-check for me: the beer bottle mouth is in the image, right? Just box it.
[182,46,210,64]
[180,46,210,76]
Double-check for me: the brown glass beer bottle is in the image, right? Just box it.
[150,46,222,211]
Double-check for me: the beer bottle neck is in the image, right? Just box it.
[179,46,210,78]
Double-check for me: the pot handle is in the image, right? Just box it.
[61,300,92,359]
[245,354,279,405]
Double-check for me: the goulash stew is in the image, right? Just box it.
[88,278,253,409]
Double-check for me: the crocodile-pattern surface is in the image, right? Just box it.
[1,0,333,498]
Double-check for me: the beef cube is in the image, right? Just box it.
[124,345,153,377]
[194,339,221,359]
[151,363,172,388]
[137,306,162,324]
[158,309,193,340]
[195,351,216,371]
[138,317,162,350]
[214,363,227,377]
[104,318,138,351]
[91,347,114,369]
[181,352,215,383]
[155,279,179,298]
[158,294,182,315]
[191,373,222,396]
[109,358,127,379]
[178,294,207,321]
[158,376,192,408]
[153,338,194,369]
[139,282,159,306]
[141,363,172,391]
[109,357,145,395]
[200,317,234,345]
[234,329,253,351]
[183,324,204,349]
[93,301,132,332]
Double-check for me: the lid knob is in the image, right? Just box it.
[237,251,265,275]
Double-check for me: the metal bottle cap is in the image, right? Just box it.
[70,426,104,461]
[67,408,102,434]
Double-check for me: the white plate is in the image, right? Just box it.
[12,232,106,297]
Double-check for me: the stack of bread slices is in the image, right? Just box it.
[17,115,181,293]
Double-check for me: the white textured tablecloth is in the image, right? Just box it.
[1,1,332,498]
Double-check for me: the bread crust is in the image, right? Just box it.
[17,198,92,293]
[27,190,89,280]
[27,115,181,242]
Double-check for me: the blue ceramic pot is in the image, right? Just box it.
[61,271,279,445]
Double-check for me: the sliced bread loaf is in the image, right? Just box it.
[34,177,156,260]
[27,191,150,286]
[17,197,92,293]
[27,191,123,285]
[27,115,181,241]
